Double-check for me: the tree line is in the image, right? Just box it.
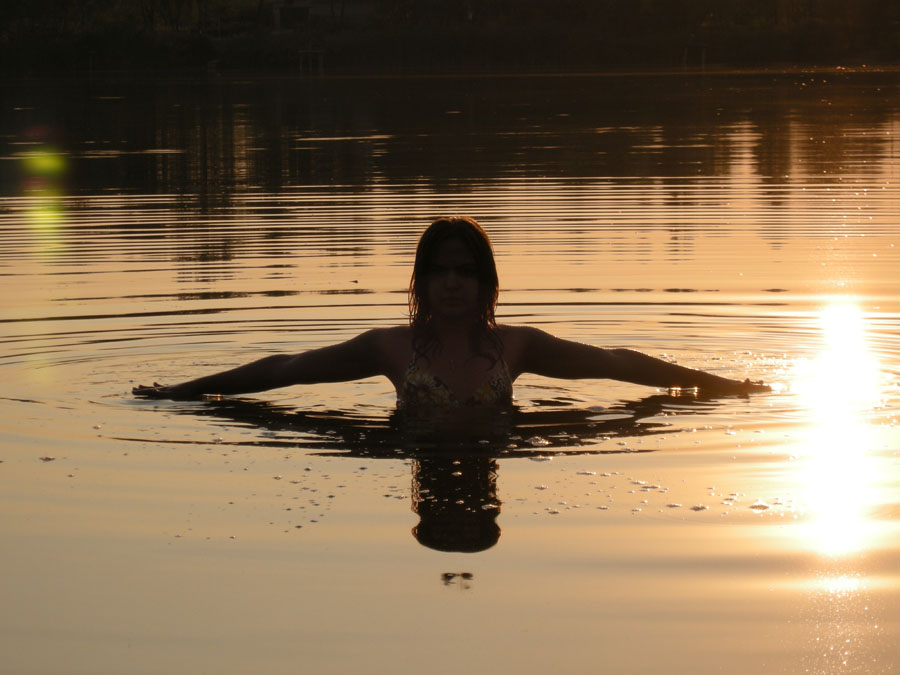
[2,0,898,73]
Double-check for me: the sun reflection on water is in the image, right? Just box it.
[792,299,883,558]
[817,574,863,596]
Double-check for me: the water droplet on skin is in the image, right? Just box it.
[666,503,682,508]
[529,455,552,462]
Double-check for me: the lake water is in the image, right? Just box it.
[2,69,899,674]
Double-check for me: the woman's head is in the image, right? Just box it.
[409,217,499,330]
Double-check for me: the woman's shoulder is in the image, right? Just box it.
[364,325,414,375]
[495,324,539,371]
[496,324,543,345]
[362,325,413,354]
[368,324,412,340]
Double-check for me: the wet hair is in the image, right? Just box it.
[408,217,500,356]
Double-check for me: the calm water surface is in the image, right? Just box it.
[1,71,899,674]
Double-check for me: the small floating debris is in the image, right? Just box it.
[39,456,55,462]
[690,504,709,511]
[666,503,683,509]
[480,503,499,511]
[749,500,770,511]
[577,471,597,476]
[534,485,548,490]
[526,436,551,447]
[529,455,552,462]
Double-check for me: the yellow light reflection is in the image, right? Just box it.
[20,144,68,250]
[23,148,66,177]
[792,299,882,557]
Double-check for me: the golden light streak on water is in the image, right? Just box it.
[793,300,884,558]
[817,574,864,596]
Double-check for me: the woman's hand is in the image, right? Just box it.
[132,382,176,398]
[132,382,198,399]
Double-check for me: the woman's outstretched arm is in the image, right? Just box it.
[133,328,397,400]
[509,326,770,395]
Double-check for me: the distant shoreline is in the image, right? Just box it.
[3,63,898,85]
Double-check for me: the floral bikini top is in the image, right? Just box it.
[398,357,513,409]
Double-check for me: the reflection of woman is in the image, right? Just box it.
[411,456,501,553]
[134,217,769,402]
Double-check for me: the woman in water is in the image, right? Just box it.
[133,217,770,403]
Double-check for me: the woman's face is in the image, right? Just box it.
[425,238,480,323]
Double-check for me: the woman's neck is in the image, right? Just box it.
[412,316,482,360]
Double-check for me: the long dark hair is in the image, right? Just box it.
[409,217,500,357]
